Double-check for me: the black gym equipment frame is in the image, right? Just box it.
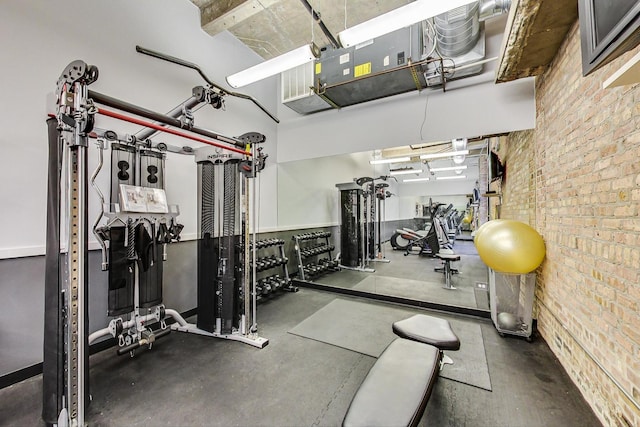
[44,60,268,427]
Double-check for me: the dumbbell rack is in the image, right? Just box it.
[251,238,298,298]
[293,232,340,281]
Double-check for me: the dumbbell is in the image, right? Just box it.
[260,278,272,295]
[270,275,282,291]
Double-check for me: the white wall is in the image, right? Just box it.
[275,15,535,163]
[277,152,375,228]
[0,0,278,259]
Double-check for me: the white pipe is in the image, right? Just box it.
[164,309,189,327]
[88,326,112,345]
[449,56,498,72]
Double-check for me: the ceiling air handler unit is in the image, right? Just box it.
[281,0,510,115]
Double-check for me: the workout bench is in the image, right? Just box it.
[434,251,461,290]
[343,314,460,427]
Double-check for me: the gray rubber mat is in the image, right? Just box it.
[289,298,492,391]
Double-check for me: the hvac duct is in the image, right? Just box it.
[479,0,512,22]
[425,0,510,88]
[434,2,480,57]
[281,0,511,115]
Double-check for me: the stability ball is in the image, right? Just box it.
[474,219,545,274]
[497,312,520,331]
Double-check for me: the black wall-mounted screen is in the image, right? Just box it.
[489,151,504,182]
[579,0,640,75]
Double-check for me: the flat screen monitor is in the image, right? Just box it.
[579,0,640,75]
[490,151,504,182]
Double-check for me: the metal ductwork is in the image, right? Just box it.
[479,0,512,22]
[282,0,510,115]
[434,2,481,57]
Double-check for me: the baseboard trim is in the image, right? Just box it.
[292,279,492,319]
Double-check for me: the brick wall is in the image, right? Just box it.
[503,22,640,427]
[498,130,535,224]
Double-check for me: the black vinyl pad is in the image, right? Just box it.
[342,338,440,427]
[393,314,461,351]
[436,253,461,261]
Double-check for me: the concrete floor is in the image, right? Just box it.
[0,285,601,426]
[316,239,490,310]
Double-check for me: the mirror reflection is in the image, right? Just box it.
[277,138,492,313]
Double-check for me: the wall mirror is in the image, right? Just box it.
[276,138,491,315]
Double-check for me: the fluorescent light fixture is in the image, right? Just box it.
[420,150,469,160]
[369,156,411,165]
[403,177,430,183]
[390,168,423,176]
[338,0,476,48]
[226,44,320,88]
[429,165,468,172]
[436,175,467,180]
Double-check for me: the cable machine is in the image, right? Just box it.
[335,176,393,272]
[44,60,268,427]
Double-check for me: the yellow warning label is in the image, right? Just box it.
[354,62,372,78]
[315,62,322,74]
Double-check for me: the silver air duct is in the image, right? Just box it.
[425,0,511,87]
[434,2,480,57]
[479,0,512,22]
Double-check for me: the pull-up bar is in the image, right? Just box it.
[96,108,250,156]
[87,89,247,150]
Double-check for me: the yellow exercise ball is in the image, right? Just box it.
[474,219,546,274]
[473,218,504,245]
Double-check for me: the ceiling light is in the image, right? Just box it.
[390,168,423,176]
[420,150,469,160]
[436,175,467,180]
[403,177,430,183]
[369,156,411,165]
[429,165,468,172]
[452,138,468,151]
[453,154,466,164]
[338,0,476,48]
[226,43,320,88]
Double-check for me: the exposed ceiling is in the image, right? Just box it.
[190,0,578,82]
[186,0,578,172]
[191,0,411,60]
[496,0,577,83]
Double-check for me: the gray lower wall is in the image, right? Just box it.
[0,255,45,375]
[0,243,199,379]
[0,219,413,380]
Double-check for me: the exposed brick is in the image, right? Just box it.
[503,20,640,427]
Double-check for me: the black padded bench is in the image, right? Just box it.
[393,314,461,351]
[342,338,440,427]
[343,315,460,427]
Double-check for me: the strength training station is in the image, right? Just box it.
[1,1,639,426]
